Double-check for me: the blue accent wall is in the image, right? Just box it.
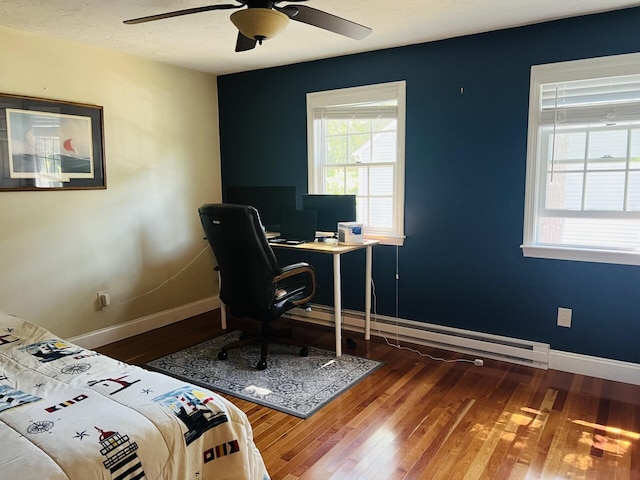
[218,7,640,363]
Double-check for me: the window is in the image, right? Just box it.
[307,81,406,246]
[522,53,640,266]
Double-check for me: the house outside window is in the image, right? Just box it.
[307,81,406,246]
[522,53,640,266]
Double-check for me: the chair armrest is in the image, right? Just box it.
[277,262,312,277]
[272,263,316,306]
[274,263,315,284]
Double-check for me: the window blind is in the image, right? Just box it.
[540,74,640,125]
[312,103,398,121]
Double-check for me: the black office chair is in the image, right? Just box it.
[198,203,317,370]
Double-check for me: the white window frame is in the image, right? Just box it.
[306,81,406,246]
[522,52,640,266]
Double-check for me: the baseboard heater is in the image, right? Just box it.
[287,304,550,369]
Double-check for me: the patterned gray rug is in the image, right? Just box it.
[146,331,384,418]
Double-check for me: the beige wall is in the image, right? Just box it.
[0,27,221,339]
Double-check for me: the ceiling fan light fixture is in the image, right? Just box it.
[230,8,289,42]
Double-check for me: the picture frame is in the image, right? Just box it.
[0,93,105,191]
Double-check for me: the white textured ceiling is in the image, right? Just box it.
[1,0,639,75]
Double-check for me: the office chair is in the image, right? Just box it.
[198,203,317,370]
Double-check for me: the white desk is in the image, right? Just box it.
[272,239,378,356]
[219,239,378,357]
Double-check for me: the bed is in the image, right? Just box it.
[0,311,270,479]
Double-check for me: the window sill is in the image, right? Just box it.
[365,233,405,247]
[521,244,640,267]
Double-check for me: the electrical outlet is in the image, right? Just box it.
[557,307,572,328]
[97,291,111,307]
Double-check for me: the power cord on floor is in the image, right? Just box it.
[369,245,481,366]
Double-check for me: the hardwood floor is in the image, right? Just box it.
[97,310,640,479]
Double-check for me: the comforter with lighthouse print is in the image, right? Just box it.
[0,311,270,479]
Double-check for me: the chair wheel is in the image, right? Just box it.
[256,360,268,370]
[218,350,228,360]
[299,346,309,357]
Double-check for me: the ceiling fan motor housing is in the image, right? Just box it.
[231,7,290,42]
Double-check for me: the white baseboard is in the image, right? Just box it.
[288,304,640,386]
[549,350,640,386]
[68,296,220,349]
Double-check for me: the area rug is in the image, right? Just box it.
[146,331,384,418]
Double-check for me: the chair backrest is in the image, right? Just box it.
[198,204,280,316]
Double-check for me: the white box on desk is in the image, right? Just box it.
[338,222,364,244]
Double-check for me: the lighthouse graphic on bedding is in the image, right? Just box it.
[95,426,146,479]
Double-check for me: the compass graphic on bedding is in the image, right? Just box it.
[27,420,54,434]
[95,426,146,479]
[60,363,91,375]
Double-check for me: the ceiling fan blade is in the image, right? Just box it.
[278,5,371,40]
[124,4,240,25]
[235,32,257,52]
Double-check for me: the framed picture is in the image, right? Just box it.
[0,93,105,191]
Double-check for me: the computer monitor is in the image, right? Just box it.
[279,209,317,242]
[225,186,296,231]
[301,194,357,233]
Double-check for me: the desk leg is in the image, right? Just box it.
[220,301,227,330]
[218,270,227,330]
[333,252,342,357]
[365,245,372,341]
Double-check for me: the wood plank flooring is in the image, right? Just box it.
[96,310,640,479]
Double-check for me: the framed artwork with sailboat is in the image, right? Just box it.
[0,93,105,191]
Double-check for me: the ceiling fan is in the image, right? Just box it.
[124,1,372,53]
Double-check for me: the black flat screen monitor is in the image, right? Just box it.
[301,194,357,233]
[225,186,296,231]
[279,209,317,242]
